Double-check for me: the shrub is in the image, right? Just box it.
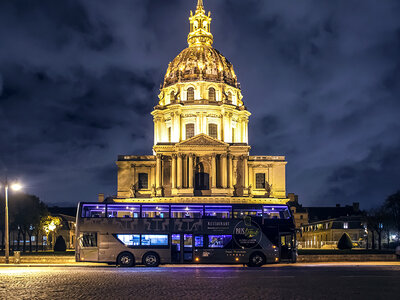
[337,233,353,250]
[54,235,67,252]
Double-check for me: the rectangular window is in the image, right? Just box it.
[208,235,232,248]
[256,173,266,189]
[195,236,204,248]
[186,123,195,139]
[107,204,140,218]
[80,233,97,248]
[205,205,232,218]
[263,206,291,219]
[233,206,263,218]
[116,234,140,246]
[81,204,106,218]
[343,222,348,229]
[142,205,170,218]
[171,205,204,218]
[141,235,169,246]
[208,124,218,139]
[138,173,148,189]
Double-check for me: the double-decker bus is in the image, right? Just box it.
[75,202,296,267]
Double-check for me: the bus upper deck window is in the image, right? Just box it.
[263,206,291,219]
[142,205,170,218]
[171,205,204,218]
[205,206,232,219]
[107,204,140,218]
[81,204,106,218]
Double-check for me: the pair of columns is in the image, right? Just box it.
[171,153,195,189]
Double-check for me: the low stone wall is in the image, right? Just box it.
[0,256,76,264]
[298,254,397,262]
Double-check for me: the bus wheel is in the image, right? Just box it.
[143,252,160,267]
[248,253,265,267]
[117,252,135,267]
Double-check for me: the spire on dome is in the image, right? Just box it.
[197,0,204,11]
[188,0,213,47]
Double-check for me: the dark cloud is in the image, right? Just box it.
[0,0,399,208]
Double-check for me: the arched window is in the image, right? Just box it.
[209,87,216,101]
[227,91,233,102]
[187,87,195,101]
[186,123,195,139]
[208,124,218,139]
[170,91,175,102]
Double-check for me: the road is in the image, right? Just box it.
[0,263,399,299]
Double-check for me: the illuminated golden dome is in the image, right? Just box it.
[163,45,238,88]
[163,0,238,89]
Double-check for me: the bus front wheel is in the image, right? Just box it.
[117,252,135,267]
[143,252,160,267]
[248,253,266,267]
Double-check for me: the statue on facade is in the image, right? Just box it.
[129,184,137,198]
[265,182,272,198]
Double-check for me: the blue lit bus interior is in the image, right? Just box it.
[81,204,291,220]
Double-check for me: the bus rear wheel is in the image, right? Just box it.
[143,252,160,267]
[248,253,266,267]
[117,252,135,267]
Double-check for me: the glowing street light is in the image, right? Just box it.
[2,179,23,264]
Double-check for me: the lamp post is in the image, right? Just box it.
[3,179,22,264]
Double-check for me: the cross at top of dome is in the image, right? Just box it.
[188,0,213,47]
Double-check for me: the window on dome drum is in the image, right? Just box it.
[138,173,148,189]
[209,87,216,101]
[256,173,266,189]
[186,123,195,139]
[168,127,171,142]
[227,91,233,102]
[208,124,218,139]
[170,91,175,102]
[187,87,195,101]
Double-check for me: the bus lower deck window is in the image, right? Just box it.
[195,236,204,247]
[208,235,232,248]
[141,235,168,246]
[80,233,97,248]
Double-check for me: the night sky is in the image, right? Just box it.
[0,0,399,208]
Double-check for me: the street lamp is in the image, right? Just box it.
[3,179,23,264]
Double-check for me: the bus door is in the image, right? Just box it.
[171,233,194,263]
[280,233,295,261]
[78,232,99,262]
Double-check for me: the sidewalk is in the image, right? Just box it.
[0,261,399,268]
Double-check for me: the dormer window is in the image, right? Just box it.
[227,91,233,102]
[187,87,195,101]
[170,91,175,102]
[209,87,216,101]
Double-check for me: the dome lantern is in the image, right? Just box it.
[188,0,213,47]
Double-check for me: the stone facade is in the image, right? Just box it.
[114,1,288,205]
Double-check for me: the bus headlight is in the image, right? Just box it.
[235,257,239,262]
[195,257,200,262]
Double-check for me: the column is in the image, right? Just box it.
[243,155,249,189]
[188,154,194,189]
[156,154,162,191]
[232,157,238,187]
[228,154,233,188]
[221,154,227,188]
[171,154,177,189]
[211,154,216,188]
[177,153,183,188]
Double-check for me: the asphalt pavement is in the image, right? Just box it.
[0,263,399,299]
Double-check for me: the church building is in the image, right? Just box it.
[114,1,288,205]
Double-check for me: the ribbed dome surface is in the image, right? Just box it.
[163,45,238,88]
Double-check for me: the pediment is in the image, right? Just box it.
[177,134,228,147]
